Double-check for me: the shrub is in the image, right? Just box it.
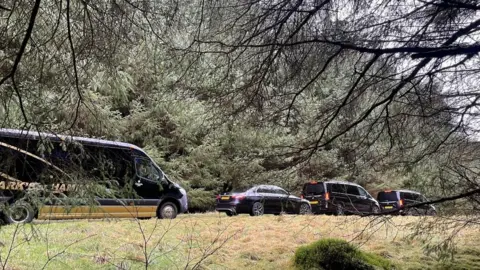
[358,251,396,270]
[186,188,216,212]
[293,238,395,270]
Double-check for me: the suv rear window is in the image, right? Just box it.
[377,191,399,202]
[303,183,325,195]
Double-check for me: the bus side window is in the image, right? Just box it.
[134,158,163,182]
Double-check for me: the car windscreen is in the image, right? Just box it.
[303,183,325,195]
[377,192,398,202]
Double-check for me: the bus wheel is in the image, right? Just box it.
[158,202,178,219]
[4,202,35,224]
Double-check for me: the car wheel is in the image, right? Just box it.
[226,211,236,217]
[250,202,264,216]
[4,202,35,224]
[298,203,311,215]
[158,202,178,219]
[371,205,380,214]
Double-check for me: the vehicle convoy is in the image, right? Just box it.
[377,189,436,216]
[215,185,311,216]
[301,180,380,215]
[0,128,188,224]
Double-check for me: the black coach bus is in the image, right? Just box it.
[0,128,188,224]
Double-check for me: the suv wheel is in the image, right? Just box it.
[4,202,35,224]
[405,207,419,216]
[158,202,178,219]
[334,203,345,216]
[250,202,264,216]
[371,205,380,214]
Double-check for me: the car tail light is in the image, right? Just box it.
[325,192,330,201]
[399,199,404,206]
[216,195,221,200]
[232,194,246,200]
[300,194,304,199]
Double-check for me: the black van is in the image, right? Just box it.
[377,189,436,216]
[0,128,188,223]
[301,180,380,215]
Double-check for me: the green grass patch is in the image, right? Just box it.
[0,214,478,270]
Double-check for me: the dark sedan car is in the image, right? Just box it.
[216,185,312,216]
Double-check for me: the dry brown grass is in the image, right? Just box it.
[0,213,479,269]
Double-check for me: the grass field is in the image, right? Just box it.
[0,213,479,269]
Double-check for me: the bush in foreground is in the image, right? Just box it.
[293,238,395,270]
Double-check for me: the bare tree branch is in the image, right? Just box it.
[65,0,83,130]
[0,0,42,124]
[0,5,11,12]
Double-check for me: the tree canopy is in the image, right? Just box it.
[0,0,479,212]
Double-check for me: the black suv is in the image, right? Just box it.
[377,189,436,216]
[301,180,380,215]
